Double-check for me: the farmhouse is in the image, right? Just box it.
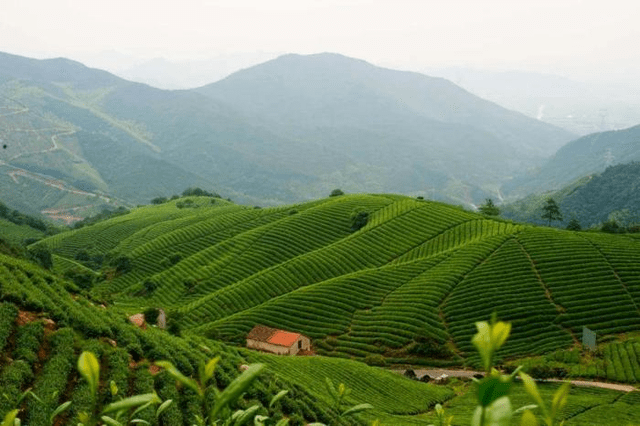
[246,325,311,355]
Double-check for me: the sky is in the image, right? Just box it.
[1,0,639,81]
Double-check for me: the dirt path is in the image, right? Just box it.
[390,368,638,392]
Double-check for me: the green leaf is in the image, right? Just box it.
[550,382,571,421]
[49,400,72,424]
[233,405,261,425]
[2,410,19,426]
[156,361,202,396]
[210,363,265,421]
[17,389,41,406]
[202,357,220,386]
[324,378,338,401]
[472,396,512,426]
[78,412,92,424]
[156,399,173,418]
[100,416,124,426]
[102,393,159,414]
[519,372,545,412]
[110,380,119,397]
[253,414,269,426]
[78,352,100,400]
[520,410,539,426]
[269,390,289,408]
[476,376,512,407]
[491,322,511,351]
[131,400,157,418]
[513,404,538,414]
[341,403,374,417]
[130,420,151,425]
[273,419,290,426]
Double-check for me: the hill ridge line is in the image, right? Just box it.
[438,234,513,357]
[578,235,640,316]
[513,234,578,344]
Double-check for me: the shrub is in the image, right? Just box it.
[63,268,95,290]
[111,256,132,274]
[403,369,417,380]
[143,307,160,325]
[350,208,369,231]
[30,248,53,270]
[143,280,159,294]
[74,250,91,262]
[364,354,386,366]
[329,189,344,197]
[151,196,168,204]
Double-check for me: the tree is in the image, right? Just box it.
[330,188,344,197]
[566,218,582,231]
[479,198,500,216]
[112,256,132,274]
[350,208,369,231]
[30,248,53,270]
[541,198,563,226]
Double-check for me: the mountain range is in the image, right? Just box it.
[0,51,574,220]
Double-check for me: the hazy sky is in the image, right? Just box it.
[1,0,639,79]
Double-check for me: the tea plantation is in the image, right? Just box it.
[3,193,640,424]
[34,194,640,365]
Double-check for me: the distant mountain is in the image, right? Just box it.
[113,53,280,89]
[502,162,640,228]
[1,51,575,218]
[0,51,307,218]
[424,67,640,135]
[196,53,574,204]
[504,124,640,199]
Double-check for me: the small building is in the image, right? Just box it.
[157,308,167,330]
[128,313,146,329]
[246,325,311,356]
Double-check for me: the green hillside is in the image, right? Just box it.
[0,249,462,425]
[3,195,640,424]
[502,162,640,229]
[33,194,640,368]
[505,124,640,199]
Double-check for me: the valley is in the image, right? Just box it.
[1,50,639,426]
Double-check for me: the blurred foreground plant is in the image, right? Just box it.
[156,357,289,426]
[434,314,571,426]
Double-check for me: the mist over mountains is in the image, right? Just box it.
[0,50,579,220]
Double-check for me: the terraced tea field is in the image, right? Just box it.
[4,193,640,425]
[34,194,640,367]
[0,252,414,425]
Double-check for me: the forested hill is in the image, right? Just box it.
[33,194,640,367]
[502,162,640,229]
[504,124,640,199]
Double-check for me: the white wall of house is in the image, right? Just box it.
[247,335,312,355]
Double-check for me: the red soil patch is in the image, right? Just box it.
[16,310,38,326]
[43,318,56,331]
[149,365,161,375]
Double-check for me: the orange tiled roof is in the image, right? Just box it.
[129,313,146,328]
[247,325,302,347]
[267,330,301,347]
